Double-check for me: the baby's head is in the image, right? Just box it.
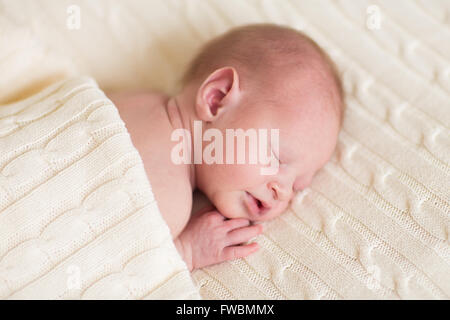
[180,24,344,221]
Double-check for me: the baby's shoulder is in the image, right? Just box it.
[106,89,168,109]
[107,89,193,237]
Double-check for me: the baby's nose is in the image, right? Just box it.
[267,181,291,202]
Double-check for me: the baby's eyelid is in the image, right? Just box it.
[272,149,285,166]
[271,149,281,163]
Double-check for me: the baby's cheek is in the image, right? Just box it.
[197,161,267,197]
[226,163,266,187]
[263,200,290,221]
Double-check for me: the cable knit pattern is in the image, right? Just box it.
[0,0,449,299]
[0,77,200,299]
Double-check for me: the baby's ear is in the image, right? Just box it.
[195,67,241,122]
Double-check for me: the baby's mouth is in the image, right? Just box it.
[245,191,270,217]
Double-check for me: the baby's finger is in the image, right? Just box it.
[222,242,259,261]
[203,210,226,223]
[223,218,251,230]
[226,224,263,246]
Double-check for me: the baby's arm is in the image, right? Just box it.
[174,206,263,271]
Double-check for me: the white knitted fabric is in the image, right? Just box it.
[0,77,200,299]
[0,0,449,299]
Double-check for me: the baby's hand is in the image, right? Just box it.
[174,209,263,271]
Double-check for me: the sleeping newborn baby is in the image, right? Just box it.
[107,24,344,271]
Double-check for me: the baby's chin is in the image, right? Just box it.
[211,190,250,220]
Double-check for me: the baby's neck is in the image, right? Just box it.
[165,94,197,190]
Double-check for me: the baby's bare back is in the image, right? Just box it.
[107,91,193,238]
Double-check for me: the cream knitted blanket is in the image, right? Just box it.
[0,77,199,299]
[1,0,449,300]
